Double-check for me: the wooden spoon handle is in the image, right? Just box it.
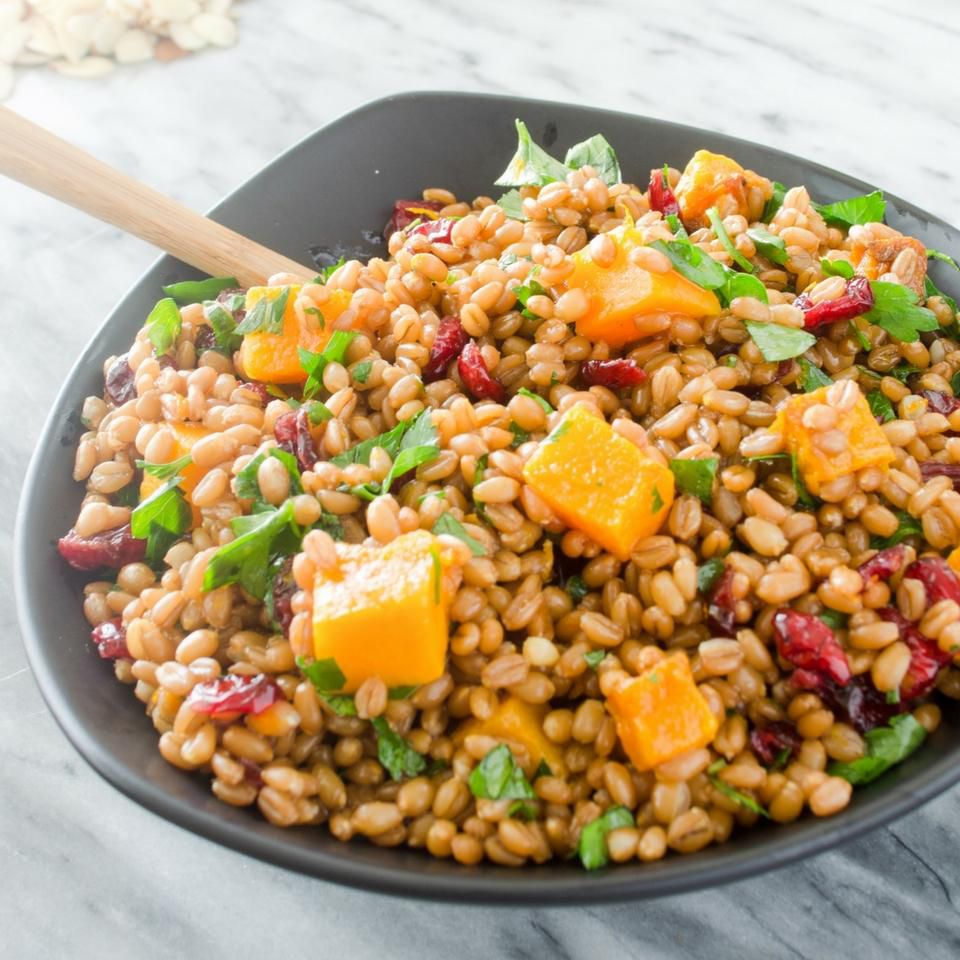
[0,106,316,288]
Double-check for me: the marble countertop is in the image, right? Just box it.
[4,0,960,956]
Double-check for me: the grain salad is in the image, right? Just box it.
[59,120,960,870]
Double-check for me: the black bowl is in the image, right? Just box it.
[15,91,960,905]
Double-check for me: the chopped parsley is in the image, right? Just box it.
[145,297,181,355]
[203,300,242,355]
[649,237,728,292]
[468,744,536,802]
[820,257,855,279]
[517,386,554,413]
[235,287,291,335]
[578,805,634,870]
[817,608,847,630]
[651,485,665,512]
[864,281,938,343]
[564,133,621,187]
[760,181,786,222]
[495,119,570,187]
[296,655,347,693]
[812,190,886,228]
[347,409,439,500]
[509,421,531,447]
[743,319,816,362]
[566,574,589,602]
[313,257,346,285]
[707,207,754,272]
[135,452,193,480]
[866,390,895,423]
[161,275,237,304]
[298,330,360,399]
[496,190,528,221]
[130,472,191,565]
[829,714,926,785]
[432,512,486,556]
[669,457,719,503]
[352,361,373,384]
[583,650,606,671]
[234,448,303,506]
[707,760,769,817]
[796,357,833,392]
[513,278,549,319]
[746,225,788,266]
[372,716,427,781]
[870,510,922,550]
[696,558,726,593]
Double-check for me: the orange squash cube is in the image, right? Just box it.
[139,422,211,526]
[239,284,353,384]
[674,149,772,230]
[947,547,960,575]
[770,384,895,496]
[456,695,566,777]
[312,530,461,693]
[522,404,674,560]
[566,225,721,347]
[606,653,719,771]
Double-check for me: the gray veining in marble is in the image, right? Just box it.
[3,1,960,957]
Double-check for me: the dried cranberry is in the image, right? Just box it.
[240,757,264,787]
[919,461,960,489]
[921,390,960,416]
[648,168,680,217]
[904,556,960,606]
[58,523,146,571]
[384,199,445,240]
[104,354,136,406]
[156,354,178,370]
[408,217,456,246]
[186,674,283,717]
[774,608,851,686]
[792,670,895,733]
[241,381,270,405]
[91,618,130,659]
[707,567,738,637]
[274,408,319,472]
[877,606,951,700]
[271,557,296,636]
[795,277,874,331]
[457,340,505,403]
[749,721,802,767]
[194,326,216,353]
[858,544,907,583]
[423,315,469,383]
[580,359,647,390]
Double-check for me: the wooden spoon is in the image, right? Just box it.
[0,106,316,287]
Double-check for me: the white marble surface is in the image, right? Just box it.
[4,0,960,956]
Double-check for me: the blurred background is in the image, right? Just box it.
[3,1,959,958]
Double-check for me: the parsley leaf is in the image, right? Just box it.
[162,275,237,305]
[513,278,549,319]
[296,655,346,693]
[313,257,346,285]
[817,608,847,630]
[829,714,926,785]
[331,418,410,467]
[743,319,816,362]
[517,386,554,412]
[432,512,486,556]
[723,271,769,305]
[870,510,922,550]
[298,330,359,399]
[813,190,886,228]
[707,207,754,273]
[145,297,181,354]
[204,301,242,355]
[235,287,290,335]
[583,650,606,671]
[372,717,427,781]
[760,181,786,223]
[649,238,728,291]
[468,744,536,801]
[696,558,726,593]
[509,422,530,447]
[926,275,959,316]
[130,473,191,565]
[864,281,938,343]
[495,119,570,187]
[669,458,718,503]
[566,574,589,602]
[136,452,193,480]
[707,760,769,817]
[564,133,621,187]
[887,362,921,384]
[866,390,895,423]
[578,805,634,870]
[745,226,788,266]
[202,500,303,599]
[928,248,960,272]
[352,361,373,384]
[234,448,303,505]
[305,400,333,424]
[497,189,528,221]
[348,409,439,500]
[796,358,833,392]
[820,257,855,279]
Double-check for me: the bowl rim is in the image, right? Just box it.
[14,89,960,905]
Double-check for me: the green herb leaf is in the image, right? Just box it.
[130,473,191,564]
[887,362,921,384]
[297,655,347,693]
[796,358,833,392]
[566,574,589,602]
[353,361,373,384]
[298,330,360,399]
[372,716,428,781]
[666,213,688,238]
[468,744,536,800]
[669,457,719,503]
[849,321,872,352]
[707,207,754,273]
[377,408,439,493]
[870,510,922,550]
[583,650,606,671]
[497,190,528,221]
[829,714,926,785]
[517,386,554,412]
[135,452,193,480]
[432,513,486,556]
[886,688,901,705]
[649,238,728,291]
[866,390,895,423]
[513,278,549,319]
[925,275,959,316]
[325,695,358,717]
[305,400,334,424]
[162,275,237,304]
[578,805,634,870]
[534,759,553,779]
[813,190,886,228]
[760,181,786,223]
[820,258,855,279]
[508,800,538,821]
[744,319,817,362]
[564,133,621,187]
[332,419,409,467]
[202,501,303,599]
[430,545,442,604]
[722,271,769,305]
[707,760,770,817]
[790,452,817,508]
[495,119,570,188]
[388,685,418,700]
[741,225,788,266]
[651,485,664,512]
[234,448,303,505]
[314,257,346,284]
[145,297,182,354]
[817,608,847,630]
[927,249,960,272]
[235,287,291,335]
[203,301,243,355]
[696,558,726,593]
[864,281,938,343]
[509,422,530,447]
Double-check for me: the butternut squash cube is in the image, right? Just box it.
[607,653,719,771]
[239,284,353,384]
[521,404,674,560]
[456,696,566,777]
[312,530,461,693]
[947,547,960,575]
[566,225,722,347]
[675,149,772,230]
[770,384,895,496]
[139,421,210,526]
